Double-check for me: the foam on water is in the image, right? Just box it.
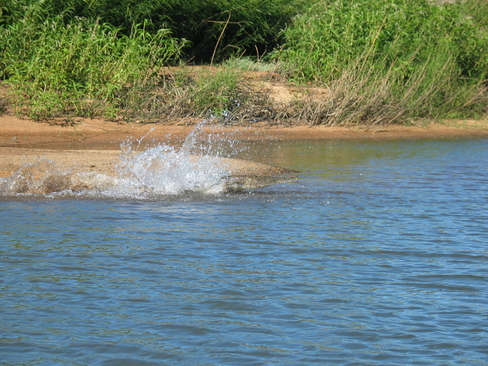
[0,124,231,199]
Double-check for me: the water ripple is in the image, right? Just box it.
[1,139,488,365]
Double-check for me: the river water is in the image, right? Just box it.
[1,138,487,365]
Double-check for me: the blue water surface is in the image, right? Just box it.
[1,139,487,365]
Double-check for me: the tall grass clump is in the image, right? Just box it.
[1,14,186,120]
[131,67,273,124]
[0,0,307,122]
[278,0,488,124]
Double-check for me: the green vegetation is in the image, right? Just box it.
[2,16,185,120]
[0,0,487,124]
[124,67,272,123]
[278,0,488,124]
[0,0,302,62]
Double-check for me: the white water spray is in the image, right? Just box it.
[115,126,230,195]
[0,123,231,198]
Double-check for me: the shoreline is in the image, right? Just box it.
[1,115,487,180]
[1,115,488,151]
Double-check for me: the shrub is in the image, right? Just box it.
[279,0,487,81]
[276,0,488,122]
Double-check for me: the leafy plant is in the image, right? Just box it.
[279,0,487,81]
[460,0,488,29]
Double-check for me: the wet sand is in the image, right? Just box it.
[0,147,291,180]
[1,115,488,179]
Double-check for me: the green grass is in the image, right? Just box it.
[223,57,279,73]
[1,16,186,120]
[278,0,487,82]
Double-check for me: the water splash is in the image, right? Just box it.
[0,123,231,199]
[116,130,229,196]
[0,160,73,195]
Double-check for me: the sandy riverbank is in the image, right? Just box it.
[1,115,488,179]
[1,115,488,149]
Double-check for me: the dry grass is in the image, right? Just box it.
[1,63,486,126]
